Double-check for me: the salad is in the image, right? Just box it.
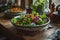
[12,13,48,26]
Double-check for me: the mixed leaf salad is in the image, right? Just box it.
[11,0,48,27]
[12,13,48,26]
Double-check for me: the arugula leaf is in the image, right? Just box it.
[13,18,17,24]
[37,20,44,25]
[40,14,47,19]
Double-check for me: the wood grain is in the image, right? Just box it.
[0,13,60,40]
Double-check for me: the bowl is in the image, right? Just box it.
[11,16,50,31]
[55,29,60,39]
[4,7,24,18]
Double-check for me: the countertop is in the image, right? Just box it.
[0,13,60,40]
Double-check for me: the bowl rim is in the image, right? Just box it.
[11,16,50,28]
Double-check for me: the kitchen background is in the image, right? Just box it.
[0,0,60,11]
[0,0,60,7]
[0,0,60,16]
[52,0,60,8]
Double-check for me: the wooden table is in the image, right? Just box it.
[0,13,60,40]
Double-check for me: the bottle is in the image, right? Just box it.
[50,3,55,17]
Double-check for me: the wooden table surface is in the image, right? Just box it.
[0,13,60,40]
